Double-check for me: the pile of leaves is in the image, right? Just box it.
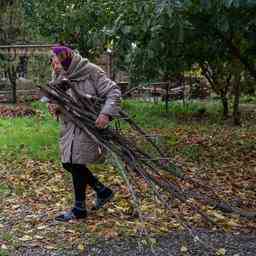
[0,105,36,118]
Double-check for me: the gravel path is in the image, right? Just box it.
[12,229,256,256]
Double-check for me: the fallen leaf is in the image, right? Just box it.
[226,219,239,227]
[211,211,225,220]
[181,245,188,253]
[34,235,44,240]
[19,235,33,241]
[37,225,48,230]
[1,244,8,250]
[216,248,226,255]
[78,243,85,251]
[66,229,76,234]
[45,245,57,250]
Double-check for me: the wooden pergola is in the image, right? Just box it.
[0,44,55,103]
[0,43,117,103]
[0,43,54,57]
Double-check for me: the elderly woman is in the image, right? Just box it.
[49,45,121,221]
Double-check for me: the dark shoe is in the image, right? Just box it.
[55,207,87,222]
[92,187,114,211]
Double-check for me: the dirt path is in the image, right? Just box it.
[12,229,256,256]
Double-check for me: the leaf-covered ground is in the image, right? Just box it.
[0,123,256,255]
[0,104,37,118]
[0,101,255,255]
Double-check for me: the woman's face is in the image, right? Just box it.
[51,55,63,74]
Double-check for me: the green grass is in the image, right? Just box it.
[0,183,10,198]
[240,95,256,104]
[0,102,59,161]
[180,144,201,162]
[122,99,222,128]
[0,250,9,256]
[0,99,223,161]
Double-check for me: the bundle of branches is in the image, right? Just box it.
[39,79,255,232]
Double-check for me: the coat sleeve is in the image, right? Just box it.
[90,63,122,117]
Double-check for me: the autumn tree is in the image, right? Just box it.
[22,0,256,124]
[183,0,256,124]
[23,0,119,59]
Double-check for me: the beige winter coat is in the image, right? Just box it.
[53,53,121,164]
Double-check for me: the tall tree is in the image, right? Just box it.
[22,0,256,123]
[23,0,119,59]
[183,0,256,124]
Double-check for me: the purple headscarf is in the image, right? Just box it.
[51,45,73,70]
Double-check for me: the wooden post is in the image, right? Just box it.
[7,65,17,103]
[153,84,157,103]
[182,73,186,107]
[165,81,169,113]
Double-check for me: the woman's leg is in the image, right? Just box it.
[83,165,105,192]
[55,163,87,221]
[83,165,114,210]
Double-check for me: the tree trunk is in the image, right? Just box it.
[203,72,229,118]
[162,73,170,113]
[233,74,241,126]
[11,79,16,104]
[216,31,256,81]
[220,92,229,118]
[7,65,17,104]
[229,41,256,82]
[201,67,229,119]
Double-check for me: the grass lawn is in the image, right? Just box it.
[0,102,59,162]
[0,98,230,162]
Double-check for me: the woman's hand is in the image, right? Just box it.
[95,114,110,129]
